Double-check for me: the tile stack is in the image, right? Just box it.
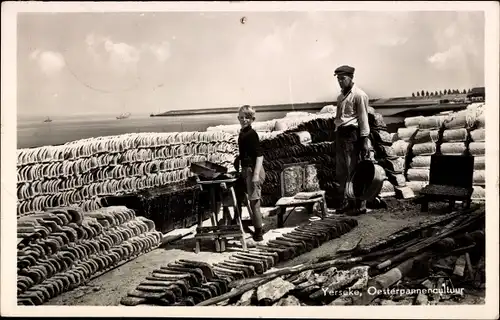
[390,103,486,196]
[368,108,406,197]
[17,206,162,305]
[260,138,337,207]
[16,132,237,218]
[404,114,445,193]
[469,111,486,201]
[119,216,358,306]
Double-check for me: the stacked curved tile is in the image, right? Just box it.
[368,109,406,198]
[206,111,337,137]
[16,131,238,217]
[259,123,337,207]
[402,114,444,193]
[120,216,358,306]
[207,111,337,207]
[263,112,334,204]
[208,108,406,204]
[391,103,486,198]
[17,205,162,305]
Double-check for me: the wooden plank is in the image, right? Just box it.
[195,234,219,240]
[276,197,323,206]
[196,178,239,185]
[197,225,241,233]
[195,231,245,239]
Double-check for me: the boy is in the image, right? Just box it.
[233,105,266,242]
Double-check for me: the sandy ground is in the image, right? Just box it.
[46,199,483,306]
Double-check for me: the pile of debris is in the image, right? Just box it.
[222,265,370,306]
[200,204,485,306]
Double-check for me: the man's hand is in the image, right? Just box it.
[334,118,344,128]
[361,136,371,160]
[252,175,259,183]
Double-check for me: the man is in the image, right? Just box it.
[333,65,372,216]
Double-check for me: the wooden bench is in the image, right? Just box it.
[419,154,474,212]
[275,162,327,228]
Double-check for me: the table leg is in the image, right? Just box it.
[219,238,226,252]
[465,199,471,209]
[210,187,218,227]
[215,238,222,253]
[222,206,232,224]
[230,187,247,251]
[277,207,285,228]
[448,200,455,213]
[321,196,327,219]
[305,203,313,216]
[240,235,247,251]
[194,201,204,254]
[421,198,429,212]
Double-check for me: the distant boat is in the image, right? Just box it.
[116,112,131,120]
[43,117,52,123]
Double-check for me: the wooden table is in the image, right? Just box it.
[194,176,248,253]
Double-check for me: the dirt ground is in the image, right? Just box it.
[45,199,484,306]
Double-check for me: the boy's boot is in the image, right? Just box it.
[253,227,264,242]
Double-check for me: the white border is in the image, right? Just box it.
[2,1,499,318]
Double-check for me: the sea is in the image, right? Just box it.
[17,110,405,149]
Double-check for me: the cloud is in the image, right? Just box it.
[307,37,335,61]
[310,43,334,60]
[444,24,457,38]
[84,34,171,74]
[104,39,141,70]
[147,42,171,62]
[427,45,464,70]
[377,36,408,47]
[29,50,66,76]
[85,34,101,59]
[85,34,96,48]
[255,27,285,58]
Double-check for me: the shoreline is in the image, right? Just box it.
[150,99,466,117]
[16,100,477,150]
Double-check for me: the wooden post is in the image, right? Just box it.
[421,198,429,212]
[321,194,327,219]
[448,199,455,212]
[305,203,313,216]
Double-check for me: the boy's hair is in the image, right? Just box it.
[238,105,256,119]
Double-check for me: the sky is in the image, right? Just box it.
[17,10,485,116]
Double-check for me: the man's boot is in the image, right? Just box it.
[335,199,352,214]
[253,227,264,242]
[347,200,367,216]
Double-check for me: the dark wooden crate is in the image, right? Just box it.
[103,179,211,233]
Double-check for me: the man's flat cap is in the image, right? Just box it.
[334,65,355,76]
